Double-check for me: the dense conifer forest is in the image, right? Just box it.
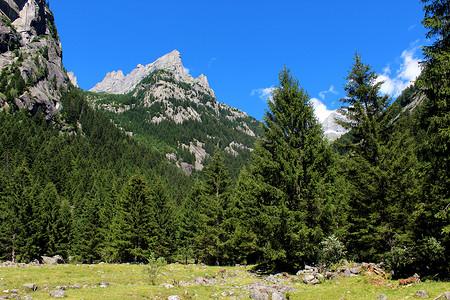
[0,0,448,281]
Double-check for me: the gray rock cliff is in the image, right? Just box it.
[0,0,69,119]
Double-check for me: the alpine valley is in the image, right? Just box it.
[0,0,448,287]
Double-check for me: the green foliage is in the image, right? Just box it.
[144,254,167,285]
[248,67,338,271]
[319,234,347,265]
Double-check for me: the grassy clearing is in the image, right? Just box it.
[0,263,448,299]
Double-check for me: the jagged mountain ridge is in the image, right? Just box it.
[88,50,261,176]
[0,0,70,119]
[90,50,212,96]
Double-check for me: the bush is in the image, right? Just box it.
[143,254,167,285]
[318,234,346,265]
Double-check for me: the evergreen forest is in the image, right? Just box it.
[0,0,448,280]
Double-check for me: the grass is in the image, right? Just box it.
[0,263,448,299]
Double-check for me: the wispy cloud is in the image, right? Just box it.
[377,47,422,97]
[208,57,217,67]
[183,67,190,74]
[319,85,338,100]
[408,24,417,31]
[251,86,275,101]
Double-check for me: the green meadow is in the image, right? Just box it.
[0,263,448,299]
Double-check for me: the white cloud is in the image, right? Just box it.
[251,86,334,122]
[311,97,333,123]
[183,67,190,74]
[398,50,421,82]
[377,48,422,97]
[251,86,275,101]
[319,85,338,100]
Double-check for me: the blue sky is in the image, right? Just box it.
[51,0,428,121]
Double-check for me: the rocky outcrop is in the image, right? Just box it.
[90,50,214,97]
[225,141,253,156]
[322,110,349,140]
[0,0,69,119]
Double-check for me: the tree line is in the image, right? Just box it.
[0,0,447,280]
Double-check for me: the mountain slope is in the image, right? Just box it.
[88,50,262,178]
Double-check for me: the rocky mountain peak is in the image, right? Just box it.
[90,50,212,95]
[322,110,349,141]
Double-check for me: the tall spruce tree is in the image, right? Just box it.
[413,0,449,278]
[106,171,153,262]
[338,54,423,264]
[195,149,231,265]
[251,67,335,271]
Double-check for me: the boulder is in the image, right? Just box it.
[249,290,269,300]
[272,291,286,300]
[303,274,315,284]
[377,294,387,300]
[435,292,450,299]
[41,255,64,265]
[49,290,66,298]
[415,290,429,298]
[22,283,37,291]
[167,296,180,300]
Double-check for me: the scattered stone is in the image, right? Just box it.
[272,291,286,300]
[350,267,361,274]
[221,292,228,297]
[167,296,181,300]
[435,292,450,299]
[23,296,33,300]
[303,274,315,284]
[415,290,429,298]
[160,283,175,289]
[249,290,269,300]
[10,289,17,293]
[377,294,387,300]
[10,294,21,299]
[211,293,218,298]
[72,283,82,289]
[49,290,67,298]
[342,269,351,277]
[22,283,38,291]
[0,284,5,286]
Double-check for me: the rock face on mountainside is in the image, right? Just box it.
[0,0,69,119]
[88,50,261,174]
[90,50,214,97]
[322,110,348,141]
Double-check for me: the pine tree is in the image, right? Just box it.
[195,149,231,265]
[338,54,424,263]
[251,67,336,271]
[227,167,263,264]
[412,0,450,277]
[147,177,175,260]
[106,171,153,262]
